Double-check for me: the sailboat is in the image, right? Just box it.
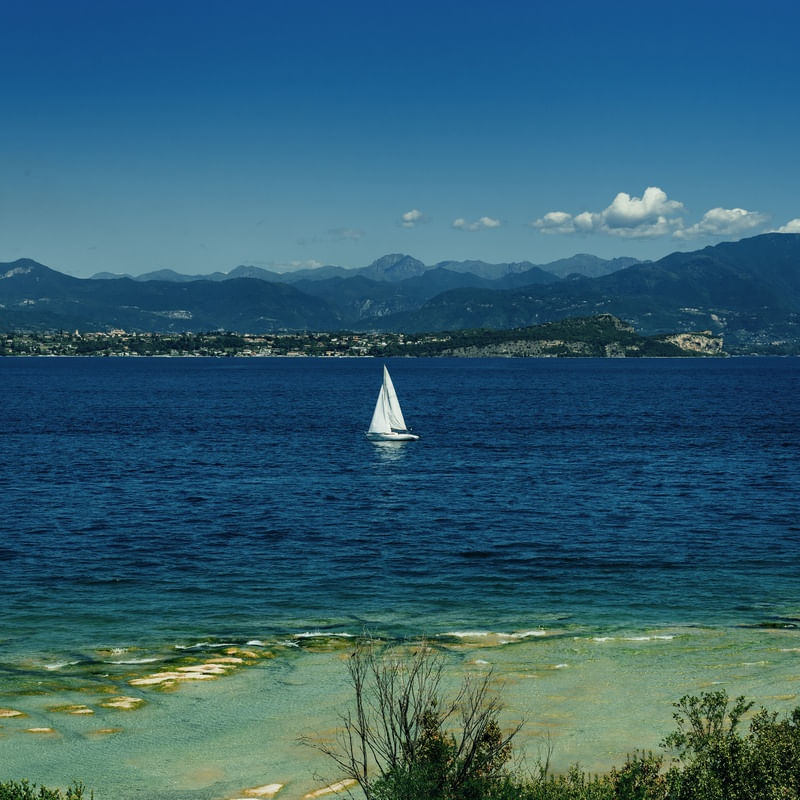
[366,366,420,441]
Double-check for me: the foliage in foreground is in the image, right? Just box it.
[306,640,800,800]
[301,640,522,800]
[6,659,800,800]
[0,782,87,800]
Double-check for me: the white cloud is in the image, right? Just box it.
[532,211,576,234]
[532,186,684,238]
[775,218,800,233]
[602,187,684,236]
[673,207,767,239]
[400,209,426,228]
[452,216,501,231]
[573,211,597,233]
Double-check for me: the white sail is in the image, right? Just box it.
[381,366,408,431]
[366,366,419,441]
[367,381,390,434]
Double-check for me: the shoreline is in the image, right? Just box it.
[2,625,799,799]
[0,316,732,357]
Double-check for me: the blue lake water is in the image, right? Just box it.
[1,356,799,798]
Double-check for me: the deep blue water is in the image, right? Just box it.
[2,356,799,662]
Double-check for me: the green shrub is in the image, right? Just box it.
[0,781,87,800]
[301,640,521,800]
[309,650,800,800]
[369,705,515,800]
[609,751,668,800]
[662,690,800,800]
[525,766,613,800]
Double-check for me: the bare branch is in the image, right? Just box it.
[300,637,523,799]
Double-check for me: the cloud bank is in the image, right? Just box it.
[673,207,767,239]
[533,187,684,238]
[452,216,502,231]
[533,186,769,242]
[775,218,800,233]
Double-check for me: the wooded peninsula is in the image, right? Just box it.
[0,315,724,358]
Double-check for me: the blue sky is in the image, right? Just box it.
[2,0,799,277]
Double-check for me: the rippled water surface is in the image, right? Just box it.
[1,356,799,798]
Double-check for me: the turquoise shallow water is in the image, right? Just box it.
[2,628,800,799]
[1,356,799,798]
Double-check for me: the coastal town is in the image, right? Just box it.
[0,329,434,358]
[0,316,725,358]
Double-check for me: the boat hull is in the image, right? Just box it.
[366,431,420,442]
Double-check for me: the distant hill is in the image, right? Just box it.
[90,252,629,284]
[226,265,284,282]
[357,253,428,281]
[92,270,134,280]
[135,268,226,282]
[429,254,638,281]
[3,234,799,352]
[540,254,641,278]
[0,260,339,332]
[92,265,281,282]
[292,267,505,321]
[431,259,541,280]
[387,314,723,358]
[359,234,800,351]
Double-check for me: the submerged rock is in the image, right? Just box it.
[241,783,284,797]
[99,696,145,710]
[48,704,94,715]
[303,779,358,798]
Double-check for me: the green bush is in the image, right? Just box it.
[370,706,515,800]
[662,691,800,800]
[609,751,668,800]
[301,640,522,800]
[0,781,87,800]
[310,640,800,800]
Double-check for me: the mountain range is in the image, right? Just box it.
[2,234,799,353]
[90,252,637,284]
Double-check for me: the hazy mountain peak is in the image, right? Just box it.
[368,253,413,268]
[541,254,640,278]
[91,271,133,280]
[137,268,197,282]
[226,265,282,281]
[360,253,428,281]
